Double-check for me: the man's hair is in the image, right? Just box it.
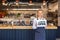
[37,9,43,13]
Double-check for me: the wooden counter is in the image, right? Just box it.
[0,26,57,29]
[45,25,57,29]
[0,26,57,40]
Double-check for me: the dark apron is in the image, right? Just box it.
[35,27,45,40]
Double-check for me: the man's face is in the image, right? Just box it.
[37,11,43,17]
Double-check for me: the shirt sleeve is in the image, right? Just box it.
[32,18,37,29]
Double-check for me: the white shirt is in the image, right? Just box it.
[32,18,47,29]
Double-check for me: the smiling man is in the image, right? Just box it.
[32,9,47,40]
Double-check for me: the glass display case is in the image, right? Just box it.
[0,9,37,26]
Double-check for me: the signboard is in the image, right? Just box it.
[37,19,47,27]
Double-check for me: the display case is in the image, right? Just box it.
[0,9,38,26]
[47,10,58,26]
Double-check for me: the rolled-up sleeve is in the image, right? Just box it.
[32,19,37,29]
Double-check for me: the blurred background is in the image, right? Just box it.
[0,0,58,26]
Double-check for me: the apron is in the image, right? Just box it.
[32,18,47,40]
[35,27,45,40]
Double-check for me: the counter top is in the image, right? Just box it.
[0,26,57,29]
[45,26,57,29]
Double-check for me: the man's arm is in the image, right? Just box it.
[32,19,37,29]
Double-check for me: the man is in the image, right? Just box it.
[32,9,47,40]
